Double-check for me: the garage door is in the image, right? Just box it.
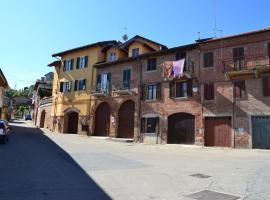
[205,117,232,147]
[252,116,270,149]
[118,100,135,138]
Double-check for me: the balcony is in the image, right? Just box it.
[91,83,110,97]
[112,81,134,95]
[223,54,270,79]
[39,97,52,106]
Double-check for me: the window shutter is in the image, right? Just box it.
[169,81,175,98]
[76,57,80,69]
[85,56,88,68]
[74,80,78,91]
[141,85,146,100]
[268,43,270,56]
[263,77,270,96]
[69,82,72,92]
[187,79,193,97]
[60,82,63,92]
[70,59,74,70]
[96,74,101,84]
[156,83,161,100]
[83,79,86,90]
[140,118,146,133]
[204,83,214,100]
[63,61,66,72]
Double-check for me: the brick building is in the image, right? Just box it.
[198,28,270,148]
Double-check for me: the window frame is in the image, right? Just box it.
[175,80,188,98]
[62,81,72,93]
[147,58,157,71]
[204,82,215,101]
[132,48,139,57]
[203,52,214,68]
[110,52,117,61]
[141,117,159,134]
[234,80,246,99]
[147,84,157,100]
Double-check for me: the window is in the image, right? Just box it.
[132,48,139,57]
[63,59,73,72]
[204,83,214,100]
[60,81,72,93]
[110,52,117,61]
[123,69,131,89]
[147,85,157,100]
[147,58,157,71]
[141,117,159,134]
[175,81,188,98]
[142,83,161,100]
[233,47,244,70]
[263,77,270,97]
[76,56,88,69]
[169,80,192,99]
[203,52,213,68]
[96,73,111,92]
[234,80,246,99]
[74,79,86,91]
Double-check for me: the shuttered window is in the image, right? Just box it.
[233,47,244,60]
[60,81,72,93]
[234,80,246,99]
[142,83,161,101]
[63,59,73,71]
[147,58,157,71]
[203,52,213,68]
[132,48,139,57]
[263,77,270,97]
[170,80,192,98]
[76,56,88,69]
[204,83,214,100]
[75,79,86,91]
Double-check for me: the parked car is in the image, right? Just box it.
[0,120,11,144]
[25,115,32,121]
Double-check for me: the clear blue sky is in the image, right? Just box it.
[0,0,269,89]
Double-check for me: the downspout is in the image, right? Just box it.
[89,62,95,136]
[137,57,143,142]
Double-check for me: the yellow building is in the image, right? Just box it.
[48,41,118,134]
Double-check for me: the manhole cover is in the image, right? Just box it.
[186,190,240,200]
[190,173,211,179]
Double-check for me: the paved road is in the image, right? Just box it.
[0,121,111,200]
[2,121,270,200]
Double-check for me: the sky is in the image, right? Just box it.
[0,0,269,89]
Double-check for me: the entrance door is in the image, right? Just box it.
[67,112,78,134]
[95,102,110,136]
[168,113,195,144]
[118,100,135,138]
[252,116,270,149]
[205,117,231,147]
[40,110,46,128]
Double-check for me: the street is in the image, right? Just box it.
[1,121,270,200]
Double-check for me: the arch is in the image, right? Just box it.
[118,100,135,138]
[167,112,195,144]
[94,102,110,136]
[40,110,46,128]
[64,111,79,134]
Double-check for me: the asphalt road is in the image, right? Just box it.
[0,121,111,200]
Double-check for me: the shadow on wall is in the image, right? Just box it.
[0,125,111,200]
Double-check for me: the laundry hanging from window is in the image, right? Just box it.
[162,58,185,78]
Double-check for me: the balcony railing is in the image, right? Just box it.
[223,54,270,73]
[91,83,111,96]
[39,97,52,106]
[112,81,134,95]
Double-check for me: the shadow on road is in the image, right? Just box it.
[0,124,111,200]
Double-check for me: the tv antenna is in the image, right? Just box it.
[213,0,217,38]
[119,27,128,41]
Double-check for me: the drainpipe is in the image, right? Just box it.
[89,62,95,136]
[137,57,143,142]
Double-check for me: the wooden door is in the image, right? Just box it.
[95,103,110,136]
[205,117,231,147]
[168,113,195,144]
[40,110,46,128]
[67,112,78,134]
[118,101,135,138]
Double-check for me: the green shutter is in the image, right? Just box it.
[60,82,64,92]
[70,59,74,70]
[76,57,80,69]
[85,56,88,68]
[74,80,78,91]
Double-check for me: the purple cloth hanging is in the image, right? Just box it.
[172,59,185,78]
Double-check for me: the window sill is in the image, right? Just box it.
[146,69,158,73]
[173,97,189,100]
[202,66,215,70]
[203,99,216,103]
[145,99,160,102]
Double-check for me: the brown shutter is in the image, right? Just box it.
[74,80,78,91]
[60,82,63,92]
[209,83,214,100]
[156,83,161,100]
[169,81,175,98]
[204,84,208,100]
[187,79,193,97]
[141,85,146,100]
[63,61,66,72]
[140,118,146,133]
[263,77,270,96]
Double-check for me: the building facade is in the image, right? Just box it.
[48,27,270,149]
[49,41,118,135]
